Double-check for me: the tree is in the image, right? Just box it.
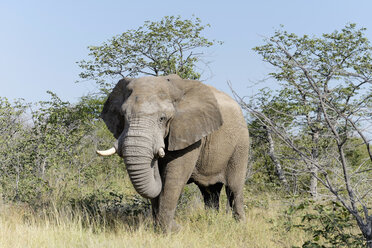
[246,88,292,192]
[0,93,110,207]
[77,15,222,93]
[234,24,372,246]
[0,97,30,201]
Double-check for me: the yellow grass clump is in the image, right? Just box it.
[0,189,308,248]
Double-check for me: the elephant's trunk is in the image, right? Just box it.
[120,119,162,199]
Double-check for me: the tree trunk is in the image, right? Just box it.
[359,217,372,248]
[309,110,321,199]
[266,128,289,191]
[309,130,318,199]
[309,164,318,198]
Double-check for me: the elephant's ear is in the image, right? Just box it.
[100,78,132,139]
[167,76,223,151]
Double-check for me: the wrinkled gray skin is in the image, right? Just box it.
[101,74,249,232]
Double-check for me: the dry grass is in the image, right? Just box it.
[0,189,308,248]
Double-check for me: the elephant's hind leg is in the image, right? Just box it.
[225,184,245,221]
[197,182,223,210]
[225,144,248,221]
[225,186,233,212]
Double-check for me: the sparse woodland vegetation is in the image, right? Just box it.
[1,17,371,247]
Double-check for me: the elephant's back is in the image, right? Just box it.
[207,85,248,134]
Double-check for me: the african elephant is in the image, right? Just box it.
[97,74,249,232]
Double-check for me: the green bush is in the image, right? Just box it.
[286,200,365,248]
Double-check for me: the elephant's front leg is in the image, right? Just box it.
[155,142,201,233]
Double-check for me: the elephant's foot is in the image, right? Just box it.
[170,220,181,233]
[157,219,181,233]
[233,211,246,222]
[153,215,181,233]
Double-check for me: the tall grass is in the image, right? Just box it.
[0,188,308,248]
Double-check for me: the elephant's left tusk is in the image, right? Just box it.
[158,148,165,158]
[96,147,116,156]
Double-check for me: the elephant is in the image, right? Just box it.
[97,74,249,232]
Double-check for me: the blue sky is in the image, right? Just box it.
[0,0,371,103]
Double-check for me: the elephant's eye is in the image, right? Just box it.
[159,116,167,122]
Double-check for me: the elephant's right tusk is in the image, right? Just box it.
[158,147,165,158]
[96,147,116,156]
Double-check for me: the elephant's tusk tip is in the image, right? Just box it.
[158,148,165,158]
[96,147,116,156]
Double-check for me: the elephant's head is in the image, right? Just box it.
[97,75,223,199]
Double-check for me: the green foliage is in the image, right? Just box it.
[247,24,372,245]
[344,137,372,168]
[77,15,222,93]
[0,97,36,203]
[253,24,371,124]
[249,23,372,191]
[287,200,365,247]
[0,93,128,211]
